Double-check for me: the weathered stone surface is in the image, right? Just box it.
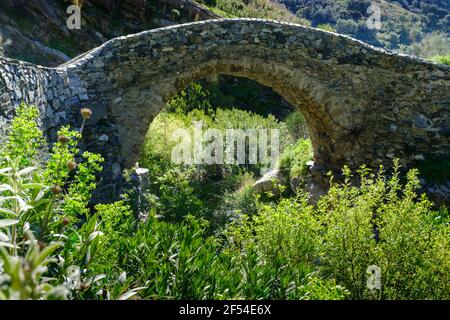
[425,182,450,207]
[253,169,287,195]
[0,19,449,199]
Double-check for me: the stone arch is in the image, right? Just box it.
[1,19,449,197]
[110,57,357,172]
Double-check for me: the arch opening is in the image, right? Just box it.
[136,73,317,224]
[112,57,357,178]
[139,73,309,168]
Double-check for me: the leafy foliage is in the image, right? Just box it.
[197,0,311,25]
[280,0,449,53]
[2,104,44,167]
[1,100,448,301]
[280,138,313,180]
[431,54,450,65]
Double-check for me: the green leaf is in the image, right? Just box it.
[0,231,9,241]
[0,168,12,175]
[0,219,19,228]
[17,167,37,176]
[0,241,14,248]
[0,208,16,216]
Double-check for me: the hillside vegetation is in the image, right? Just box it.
[277,0,449,56]
[195,0,310,25]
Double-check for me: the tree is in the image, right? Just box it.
[336,19,358,36]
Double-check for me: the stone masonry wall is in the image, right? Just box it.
[0,18,449,200]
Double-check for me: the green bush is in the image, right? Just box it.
[280,138,313,180]
[2,103,448,300]
[2,104,44,167]
[316,163,449,299]
[0,105,138,300]
[140,104,294,226]
[225,161,449,300]
[95,201,134,271]
[431,54,450,65]
[199,0,311,25]
[118,215,346,300]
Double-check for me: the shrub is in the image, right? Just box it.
[2,104,44,167]
[226,161,449,300]
[0,105,137,300]
[317,24,336,32]
[118,215,346,300]
[227,195,320,267]
[284,111,308,141]
[140,105,295,227]
[408,32,450,58]
[279,138,313,180]
[148,167,204,222]
[201,0,311,25]
[431,54,450,65]
[216,173,258,220]
[316,163,450,299]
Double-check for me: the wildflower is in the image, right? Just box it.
[67,160,77,171]
[57,135,69,144]
[62,217,70,226]
[80,108,92,120]
[51,185,62,195]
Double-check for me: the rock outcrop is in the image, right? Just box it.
[0,0,217,67]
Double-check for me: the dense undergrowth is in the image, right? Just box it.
[432,54,450,65]
[0,93,449,299]
[195,0,310,25]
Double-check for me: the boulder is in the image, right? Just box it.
[252,169,288,196]
[425,182,450,207]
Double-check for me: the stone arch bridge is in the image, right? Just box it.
[0,19,449,197]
